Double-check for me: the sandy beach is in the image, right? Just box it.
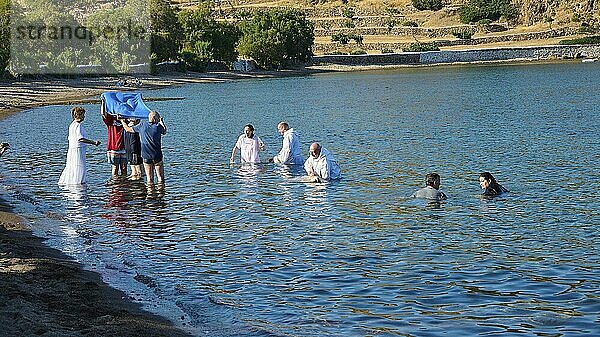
[0,203,193,336]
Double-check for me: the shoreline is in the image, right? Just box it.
[0,201,193,336]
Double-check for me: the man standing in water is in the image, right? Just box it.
[121,111,167,184]
[101,100,127,177]
[269,122,304,165]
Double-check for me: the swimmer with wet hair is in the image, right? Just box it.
[479,172,508,196]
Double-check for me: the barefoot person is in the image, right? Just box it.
[303,142,342,183]
[101,99,127,177]
[121,111,166,184]
[269,122,304,165]
[230,124,265,164]
[124,119,143,180]
[58,107,101,185]
[412,173,448,201]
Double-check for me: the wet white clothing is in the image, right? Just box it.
[235,134,263,163]
[273,128,304,165]
[58,121,88,185]
[304,147,341,180]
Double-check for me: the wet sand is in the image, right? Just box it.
[0,204,193,336]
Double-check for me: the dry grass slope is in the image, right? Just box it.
[173,0,599,55]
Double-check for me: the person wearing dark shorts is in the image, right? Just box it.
[101,99,127,177]
[124,119,143,180]
[121,111,167,184]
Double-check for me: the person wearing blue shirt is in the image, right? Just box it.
[121,111,166,184]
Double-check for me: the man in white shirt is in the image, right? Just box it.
[230,124,265,164]
[304,142,342,182]
[269,122,304,165]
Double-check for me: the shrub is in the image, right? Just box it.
[349,49,367,55]
[349,33,363,44]
[452,30,474,39]
[558,35,600,45]
[332,32,351,44]
[578,23,599,34]
[402,20,419,27]
[342,7,355,19]
[402,42,439,52]
[0,0,9,73]
[459,0,518,24]
[571,14,581,23]
[412,0,443,11]
[343,19,355,28]
[329,50,348,55]
[381,48,395,53]
[384,17,397,32]
[478,19,492,25]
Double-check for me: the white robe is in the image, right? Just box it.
[58,121,88,185]
[235,134,263,163]
[303,147,341,180]
[273,128,304,165]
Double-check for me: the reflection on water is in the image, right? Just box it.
[1,62,600,336]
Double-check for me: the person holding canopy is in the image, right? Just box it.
[120,111,167,185]
[101,92,167,185]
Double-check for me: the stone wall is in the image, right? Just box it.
[311,45,600,66]
[420,45,600,64]
[312,53,421,66]
[312,28,580,54]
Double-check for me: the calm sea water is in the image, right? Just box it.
[1,62,599,336]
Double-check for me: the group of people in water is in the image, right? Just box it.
[41,103,506,200]
[412,171,508,201]
[57,100,167,186]
[229,122,342,183]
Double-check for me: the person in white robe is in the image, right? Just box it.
[230,124,265,164]
[303,142,342,182]
[269,122,304,165]
[58,107,100,185]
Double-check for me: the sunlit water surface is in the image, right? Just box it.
[1,62,599,336]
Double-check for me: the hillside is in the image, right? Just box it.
[179,0,600,55]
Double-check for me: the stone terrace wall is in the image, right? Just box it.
[312,28,580,55]
[420,45,600,64]
[313,53,421,65]
[311,45,600,66]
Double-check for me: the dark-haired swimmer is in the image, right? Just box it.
[412,173,447,201]
[479,172,508,196]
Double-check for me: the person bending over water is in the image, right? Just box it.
[0,142,9,158]
[412,173,448,201]
[479,172,508,196]
[303,142,341,182]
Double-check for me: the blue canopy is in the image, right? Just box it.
[101,92,151,118]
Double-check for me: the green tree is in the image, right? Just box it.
[178,3,240,71]
[150,0,181,63]
[237,9,314,69]
[0,0,10,73]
